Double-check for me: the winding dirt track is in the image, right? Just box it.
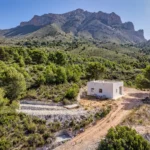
[54,88,148,150]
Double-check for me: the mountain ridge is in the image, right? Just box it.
[0,9,146,43]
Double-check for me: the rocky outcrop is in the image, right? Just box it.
[20,14,66,27]
[122,22,135,30]
[137,29,144,38]
[96,11,122,26]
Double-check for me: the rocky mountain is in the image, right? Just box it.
[0,9,146,43]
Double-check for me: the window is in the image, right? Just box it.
[91,88,94,92]
[99,89,102,93]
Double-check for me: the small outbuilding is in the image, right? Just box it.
[87,80,124,100]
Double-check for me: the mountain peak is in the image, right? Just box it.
[75,8,84,12]
[110,12,117,15]
[96,11,122,25]
[137,29,144,38]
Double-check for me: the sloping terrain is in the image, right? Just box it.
[3,25,41,37]
[122,104,150,142]
[0,9,146,43]
[18,103,87,124]
[26,24,73,42]
[54,88,148,150]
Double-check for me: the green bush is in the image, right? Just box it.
[0,137,11,150]
[65,84,79,99]
[43,133,51,140]
[0,64,26,100]
[48,122,61,132]
[98,126,150,150]
[0,88,8,106]
[27,133,44,147]
[38,125,46,134]
[63,99,71,105]
[95,107,111,119]
[26,123,37,134]
[54,97,62,103]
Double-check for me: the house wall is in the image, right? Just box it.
[87,82,113,99]
[112,82,124,99]
[87,81,124,100]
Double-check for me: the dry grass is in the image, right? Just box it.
[122,104,150,126]
[79,97,113,110]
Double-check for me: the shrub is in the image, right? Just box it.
[0,88,8,106]
[48,122,61,132]
[98,126,150,150]
[54,97,62,103]
[0,137,11,150]
[26,90,38,99]
[95,107,111,119]
[0,66,26,100]
[26,123,37,134]
[65,84,79,99]
[38,125,46,134]
[43,133,51,140]
[63,99,71,105]
[27,134,44,147]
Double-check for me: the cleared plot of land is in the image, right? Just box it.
[19,108,86,116]
[54,88,148,150]
[18,104,88,124]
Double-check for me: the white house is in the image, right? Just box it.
[87,80,124,100]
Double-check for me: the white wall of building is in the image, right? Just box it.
[112,82,124,99]
[87,81,123,99]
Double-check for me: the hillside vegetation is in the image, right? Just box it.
[0,89,54,150]
[0,40,150,102]
[0,39,150,149]
[98,126,150,150]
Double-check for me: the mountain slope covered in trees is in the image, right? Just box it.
[0,37,150,149]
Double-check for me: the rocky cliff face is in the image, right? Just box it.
[20,9,123,29]
[1,9,146,43]
[122,22,135,30]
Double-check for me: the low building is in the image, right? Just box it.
[87,80,124,100]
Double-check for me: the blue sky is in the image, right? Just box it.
[0,0,150,39]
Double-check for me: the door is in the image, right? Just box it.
[119,86,122,95]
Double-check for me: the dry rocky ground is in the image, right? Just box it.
[18,103,88,124]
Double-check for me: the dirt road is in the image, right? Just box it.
[54,88,148,150]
